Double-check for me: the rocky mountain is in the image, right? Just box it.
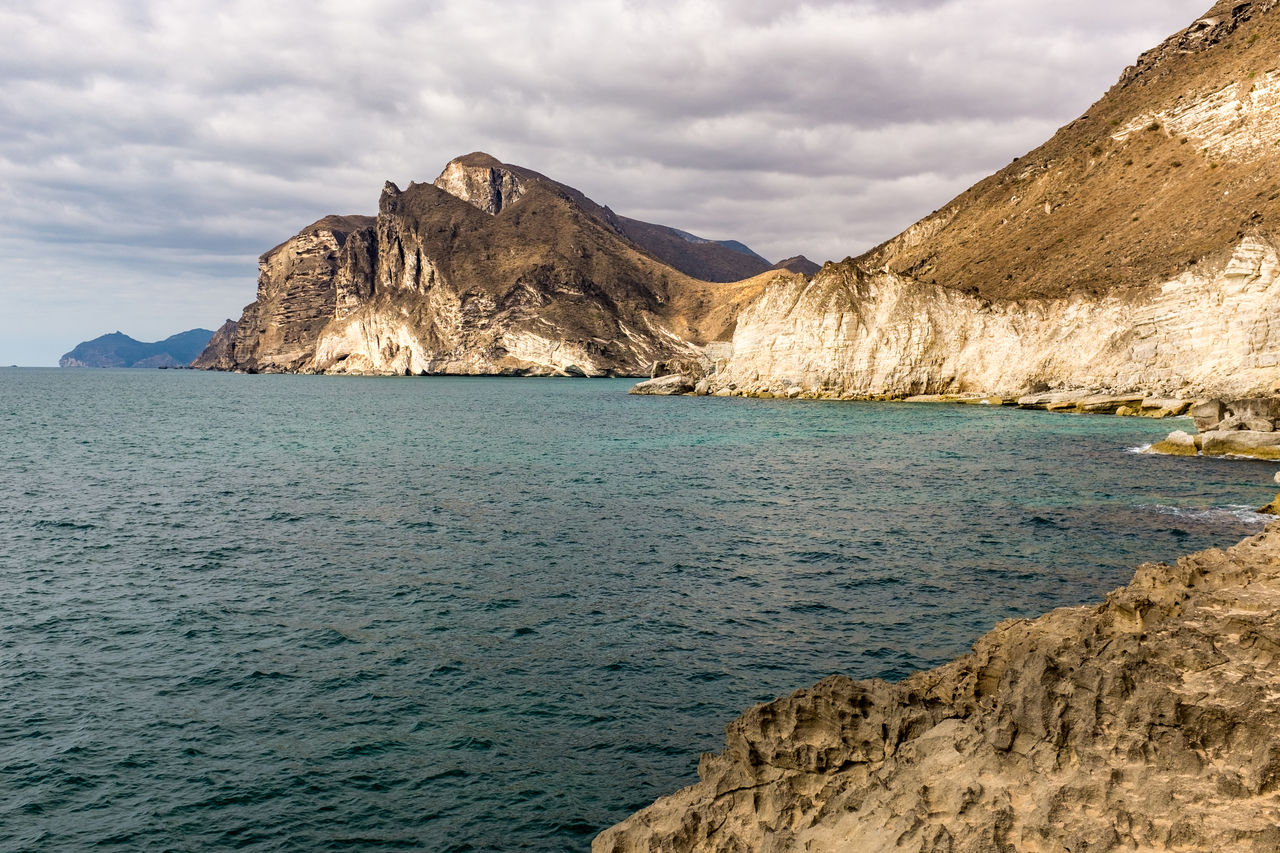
[708,0,1280,400]
[198,153,795,376]
[59,329,214,368]
[596,526,1280,852]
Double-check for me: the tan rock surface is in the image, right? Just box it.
[711,235,1280,399]
[596,526,1280,853]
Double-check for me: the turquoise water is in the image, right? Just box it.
[2,369,1274,851]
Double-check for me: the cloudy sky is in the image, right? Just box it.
[2,0,1212,365]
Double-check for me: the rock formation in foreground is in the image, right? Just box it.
[198,154,803,376]
[596,525,1280,852]
[59,329,214,368]
[708,0,1280,400]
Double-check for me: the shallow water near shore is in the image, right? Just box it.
[1,368,1274,852]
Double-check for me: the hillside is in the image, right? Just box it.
[863,0,1279,300]
[707,0,1280,400]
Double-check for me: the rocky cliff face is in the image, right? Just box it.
[207,215,375,373]
[596,525,1280,852]
[200,154,787,376]
[713,234,1280,398]
[710,0,1280,399]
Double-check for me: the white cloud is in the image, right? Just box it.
[0,0,1211,363]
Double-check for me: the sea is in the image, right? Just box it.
[2,368,1274,852]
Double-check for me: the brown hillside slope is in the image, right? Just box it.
[864,0,1280,300]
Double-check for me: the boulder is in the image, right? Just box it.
[1218,415,1246,431]
[1150,429,1199,456]
[1191,399,1226,431]
[628,374,695,396]
[1244,417,1275,433]
[1017,390,1088,409]
[1142,397,1192,416]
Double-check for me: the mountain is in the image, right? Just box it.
[609,218,775,282]
[707,0,1280,400]
[197,153,795,376]
[59,329,215,368]
[770,255,821,276]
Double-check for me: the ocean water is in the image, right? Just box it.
[1,368,1274,852]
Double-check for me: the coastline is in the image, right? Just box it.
[596,523,1280,852]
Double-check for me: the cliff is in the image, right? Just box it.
[189,319,238,370]
[201,153,790,376]
[709,0,1280,399]
[596,524,1280,852]
[59,329,214,368]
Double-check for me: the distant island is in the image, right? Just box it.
[59,329,215,368]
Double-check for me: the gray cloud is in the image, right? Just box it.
[0,0,1211,363]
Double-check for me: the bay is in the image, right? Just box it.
[0,369,1272,851]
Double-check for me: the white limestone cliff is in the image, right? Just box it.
[708,235,1280,399]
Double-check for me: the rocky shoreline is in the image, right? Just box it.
[595,524,1280,852]
[631,375,1197,417]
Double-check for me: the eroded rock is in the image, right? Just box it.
[596,526,1280,852]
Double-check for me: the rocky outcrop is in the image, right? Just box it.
[596,525,1280,852]
[1017,392,1192,417]
[709,235,1280,399]
[1152,397,1280,459]
[60,329,215,368]
[629,374,696,396]
[432,152,529,215]
[198,155,793,376]
[707,1,1280,400]
[304,178,716,377]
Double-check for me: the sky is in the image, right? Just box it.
[1,0,1213,365]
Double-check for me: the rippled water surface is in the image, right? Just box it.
[2,369,1275,851]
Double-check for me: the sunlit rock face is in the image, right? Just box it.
[711,235,1280,398]
[214,215,375,373]
[431,152,528,216]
